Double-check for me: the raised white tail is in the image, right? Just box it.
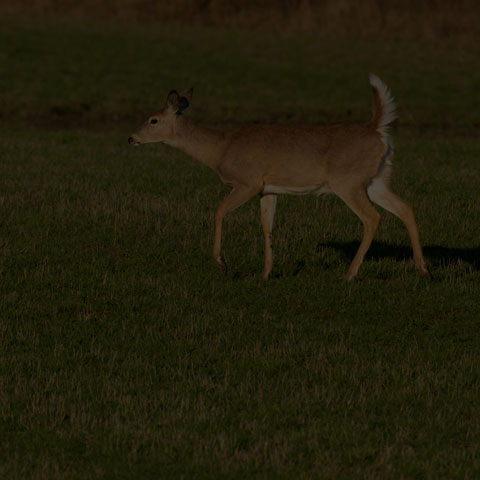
[369,73,397,137]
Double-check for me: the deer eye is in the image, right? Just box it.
[150,118,158,125]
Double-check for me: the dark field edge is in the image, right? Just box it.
[1,1,480,44]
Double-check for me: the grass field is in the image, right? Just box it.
[1,16,480,479]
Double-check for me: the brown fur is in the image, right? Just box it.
[129,78,429,280]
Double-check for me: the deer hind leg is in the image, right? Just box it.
[213,186,260,273]
[334,186,381,280]
[260,194,277,279]
[367,178,430,278]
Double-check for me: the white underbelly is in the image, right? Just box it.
[262,184,331,196]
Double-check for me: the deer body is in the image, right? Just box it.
[129,76,429,280]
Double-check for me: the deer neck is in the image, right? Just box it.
[169,117,227,171]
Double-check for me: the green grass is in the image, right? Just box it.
[1,17,480,479]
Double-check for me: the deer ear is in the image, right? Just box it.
[175,97,190,115]
[179,87,193,104]
[166,90,180,111]
[174,88,193,115]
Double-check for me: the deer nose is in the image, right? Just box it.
[128,137,134,144]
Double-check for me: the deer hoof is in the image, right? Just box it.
[215,256,227,274]
[420,266,431,279]
[344,271,356,281]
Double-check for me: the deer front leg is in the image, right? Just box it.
[213,186,260,273]
[260,194,277,279]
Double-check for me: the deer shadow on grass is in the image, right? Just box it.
[229,242,480,280]
[316,241,480,271]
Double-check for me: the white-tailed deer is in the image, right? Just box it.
[128,75,429,280]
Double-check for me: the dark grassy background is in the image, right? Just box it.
[2,0,480,42]
[1,12,480,480]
